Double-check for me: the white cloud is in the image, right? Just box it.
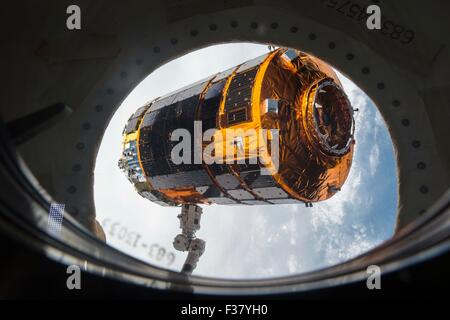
[369,144,380,176]
[287,254,300,274]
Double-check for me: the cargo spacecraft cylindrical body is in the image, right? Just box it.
[119,48,355,207]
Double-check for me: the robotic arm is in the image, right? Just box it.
[173,204,206,274]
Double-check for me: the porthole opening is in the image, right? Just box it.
[94,43,398,281]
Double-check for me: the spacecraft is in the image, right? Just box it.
[118,48,355,273]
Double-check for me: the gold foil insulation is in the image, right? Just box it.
[119,48,355,206]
